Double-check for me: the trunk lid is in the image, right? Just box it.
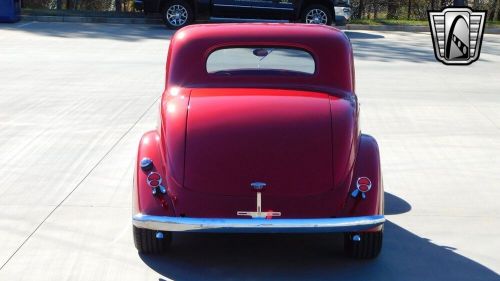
[184,88,333,197]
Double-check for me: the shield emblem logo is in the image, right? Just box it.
[428,7,487,65]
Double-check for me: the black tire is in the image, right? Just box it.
[344,230,383,259]
[161,0,193,30]
[133,226,172,254]
[335,16,347,26]
[301,4,333,25]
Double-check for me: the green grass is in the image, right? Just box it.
[349,19,428,26]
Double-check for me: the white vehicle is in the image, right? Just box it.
[334,0,351,25]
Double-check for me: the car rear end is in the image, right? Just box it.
[132,24,384,258]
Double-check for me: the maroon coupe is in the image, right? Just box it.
[132,23,385,259]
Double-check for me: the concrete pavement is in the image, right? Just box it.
[0,22,499,280]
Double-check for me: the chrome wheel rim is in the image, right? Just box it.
[305,9,328,24]
[166,4,188,27]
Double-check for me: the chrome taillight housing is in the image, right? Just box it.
[351,177,372,199]
[141,158,166,196]
[147,172,162,187]
[147,171,167,195]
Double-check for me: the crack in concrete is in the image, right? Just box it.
[0,94,161,271]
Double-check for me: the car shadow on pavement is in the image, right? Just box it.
[1,22,175,41]
[5,23,437,62]
[344,31,436,63]
[140,192,499,281]
[344,31,385,40]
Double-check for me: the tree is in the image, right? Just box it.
[373,0,379,19]
[387,0,399,19]
[115,0,122,12]
[407,0,412,19]
[496,0,500,20]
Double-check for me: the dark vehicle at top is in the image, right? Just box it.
[135,0,351,29]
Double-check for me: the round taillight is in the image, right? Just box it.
[357,177,370,186]
[147,172,162,187]
[148,173,161,181]
[358,184,370,192]
[356,177,372,192]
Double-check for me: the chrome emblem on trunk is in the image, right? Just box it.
[250,182,266,191]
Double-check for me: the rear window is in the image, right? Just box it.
[206,47,315,76]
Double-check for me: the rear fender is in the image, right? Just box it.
[339,134,383,229]
[133,130,176,216]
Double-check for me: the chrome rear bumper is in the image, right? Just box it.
[132,214,385,233]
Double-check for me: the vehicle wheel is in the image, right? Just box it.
[344,230,383,259]
[301,4,332,25]
[161,0,193,29]
[133,226,172,254]
[335,16,347,26]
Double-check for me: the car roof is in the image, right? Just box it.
[166,23,355,96]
